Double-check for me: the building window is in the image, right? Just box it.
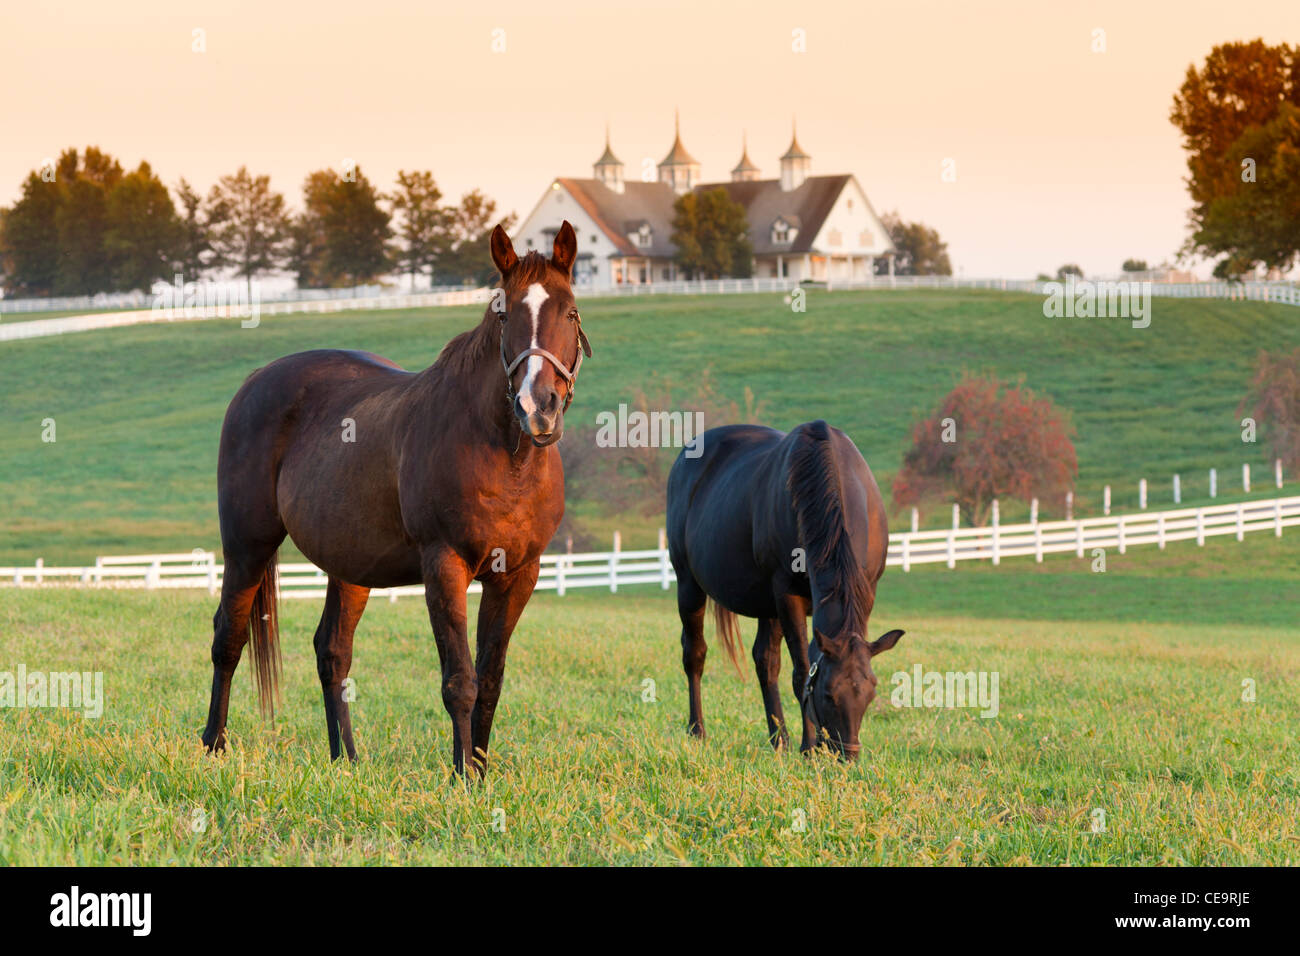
[662,268,670,280]
[847,198,854,211]
[638,223,652,247]
[591,234,598,244]
[526,238,534,247]
[772,219,796,244]
[828,229,842,247]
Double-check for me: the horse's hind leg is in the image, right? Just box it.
[753,618,788,751]
[676,570,708,739]
[314,578,369,761]
[202,541,282,752]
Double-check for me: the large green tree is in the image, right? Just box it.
[0,171,62,296]
[1170,41,1300,275]
[104,162,182,292]
[670,187,752,279]
[205,167,290,280]
[288,167,392,287]
[876,211,952,276]
[54,147,124,295]
[172,178,212,283]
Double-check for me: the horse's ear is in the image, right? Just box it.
[869,629,904,656]
[490,223,518,276]
[551,220,577,276]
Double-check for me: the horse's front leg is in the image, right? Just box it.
[421,546,477,775]
[775,593,815,754]
[471,559,540,774]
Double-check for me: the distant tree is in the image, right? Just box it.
[1240,348,1300,474]
[285,170,333,288]
[54,147,124,295]
[670,187,752,279]
[434,190,516,286]
[0,171,62,296]
[288,166,392,286]
[172,178,212,282]
[1121,258,1148,272]
[1056,263,1084,280]
[1171,41,1300,275]
[875,211,952,276]
[104,162,181,292]
[390,170,449,286]
[892,373,1078,527]
[205,167,290,279]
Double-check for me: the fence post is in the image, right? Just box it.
[911,507,919,533]
[658,527,670,589]
[609,531,621,593]
[148,559,160,589]
[1173,474,1180,504]
[1196,508,1205,546]
[1065,491,1073,521]
[1277,458,1284,489]
[1210,468,1217,498]
[207,555,217,595]
[1103,485,1111,516]
[1242,463,1250,494]
[952,504,960,530]
[94,556,103,584]
[34,557,43,584]
[1139,478,1147,510]
[1030,498,1039,525]
[991,500,1000,566]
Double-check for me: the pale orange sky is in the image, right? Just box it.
[1,0,1295,278]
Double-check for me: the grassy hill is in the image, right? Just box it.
[1,288,1297,563]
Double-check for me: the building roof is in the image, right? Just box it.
[659,113,698,167]
[709,175,850,254]
[780,122,811,161]
[732,135,760,174]
[594,129,621,168]
[556,178,680,257]
[556,174,864,258]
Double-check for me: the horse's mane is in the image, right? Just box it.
[787,420,873,641]
[431,252,558,378]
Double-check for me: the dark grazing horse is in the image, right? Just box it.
[201,222,591,775]
[666,420,904,758]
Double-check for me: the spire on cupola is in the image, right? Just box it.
[593,123,625,193]
[658,109,701,195]
[731,131,761,182]
[779,117,811,191]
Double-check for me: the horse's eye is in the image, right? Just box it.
[568,309,580,322]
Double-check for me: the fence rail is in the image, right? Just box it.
[5,494,1296,600]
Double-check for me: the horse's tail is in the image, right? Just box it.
[248,552,282,720]
[709,599,745,677]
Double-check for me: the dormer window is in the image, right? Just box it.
[628,222,653,248]
[772,217,798,245]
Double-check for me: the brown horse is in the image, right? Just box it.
[201,222,591,775]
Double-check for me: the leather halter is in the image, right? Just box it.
[800,653,861,755]
[498,311,591,412]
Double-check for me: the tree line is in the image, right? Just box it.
[0,148,515,297]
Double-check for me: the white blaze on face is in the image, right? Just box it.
[517,282,550,417]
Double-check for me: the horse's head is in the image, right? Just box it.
[489,221,591,446]
[802,611,904,760]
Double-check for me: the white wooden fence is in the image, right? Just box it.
[4,494,1296,600]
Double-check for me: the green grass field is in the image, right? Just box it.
[2,289,1297,866]
[1,289,1297,564]
[1,531,1296,866]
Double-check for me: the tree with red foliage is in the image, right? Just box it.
[892,374,1078,526]
[1240,348,1300,474]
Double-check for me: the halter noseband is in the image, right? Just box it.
[800,654,862,755]
[498,311,591,413]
